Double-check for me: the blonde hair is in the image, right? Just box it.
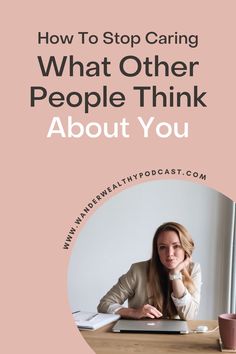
[148,222,195,318]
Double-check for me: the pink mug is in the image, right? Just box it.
[218,313,236,350]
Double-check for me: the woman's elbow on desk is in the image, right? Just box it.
[178,305,199,320]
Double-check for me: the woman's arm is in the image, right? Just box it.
[97,264,136,314]
[170,261,202,320]
[97,263,163,319]
[169,256,192,299]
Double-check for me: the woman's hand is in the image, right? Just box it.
[135,304,163,319]
[171,256,192,274]
[117,304,163,319]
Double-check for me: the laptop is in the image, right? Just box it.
[112,319,189,334]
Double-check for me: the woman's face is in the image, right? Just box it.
[157,230,185,270]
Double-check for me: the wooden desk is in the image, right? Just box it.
[81,320,220,354]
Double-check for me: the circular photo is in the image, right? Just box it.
[68,179,235,349]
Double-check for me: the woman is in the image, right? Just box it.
[97,222,201,320]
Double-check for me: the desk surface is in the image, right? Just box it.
[81,320,220,354]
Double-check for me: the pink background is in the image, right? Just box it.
[3,1,235,353]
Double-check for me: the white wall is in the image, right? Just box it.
[67,180,234,319]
